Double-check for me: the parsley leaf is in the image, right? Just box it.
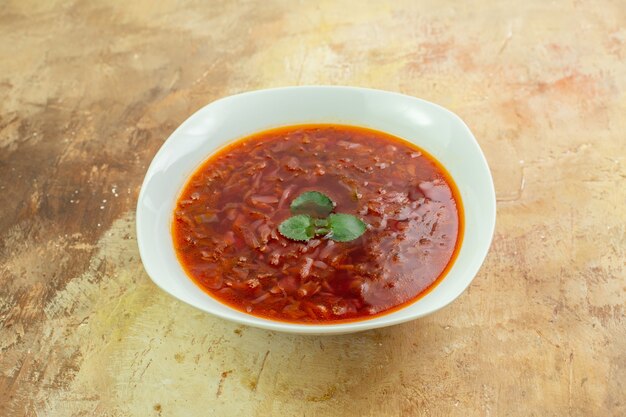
[278,214,314,241]
[328,213,367,242]
[290,191,335,217]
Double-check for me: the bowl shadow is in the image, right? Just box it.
[227,317,448,415]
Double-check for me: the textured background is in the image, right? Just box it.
[1,1,625,416]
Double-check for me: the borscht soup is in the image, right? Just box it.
[172,125,463,323]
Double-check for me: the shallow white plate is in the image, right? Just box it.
[136,86,496,335]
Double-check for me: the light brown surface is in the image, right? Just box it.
[1,1,625,416]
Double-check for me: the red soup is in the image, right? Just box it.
[173,125,463,323]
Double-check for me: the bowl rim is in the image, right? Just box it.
[136,85,496,334]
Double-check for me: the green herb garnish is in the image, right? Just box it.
[278,214,314,242]
[290,191,335,217]
[327,213,367,242]
[278,191,367,242]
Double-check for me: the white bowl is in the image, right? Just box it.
[136,86,495,335]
